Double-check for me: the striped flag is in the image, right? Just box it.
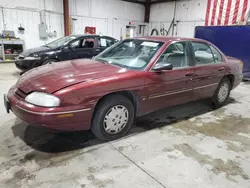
[205,0,250,26]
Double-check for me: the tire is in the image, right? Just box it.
[42,59,59,65]
[91,95,134,141]
[212,77,231,109]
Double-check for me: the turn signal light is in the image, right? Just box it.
[57,113,73,118]
[238,61,243,71]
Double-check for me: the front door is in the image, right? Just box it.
[68,37,97,60]
[190,42,226,99]
[142,41,195,115]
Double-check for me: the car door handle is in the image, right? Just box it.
[185,72,194,76]
[95,49,101,52]
[218,67,225,71]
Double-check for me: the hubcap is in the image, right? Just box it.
[217,83,229,103]
[103,105,129,134]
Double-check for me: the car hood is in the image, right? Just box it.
[20,46,53,56]
[17,59,125,94]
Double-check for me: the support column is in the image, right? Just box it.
[63,0,70,36]
[144,0,151,23]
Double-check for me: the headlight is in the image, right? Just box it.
[24,54,41,60]
[25,92,60,107]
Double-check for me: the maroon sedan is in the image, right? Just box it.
[4,36,243,140]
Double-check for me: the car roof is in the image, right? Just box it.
[70,34,116,39]
[134,36,208,43]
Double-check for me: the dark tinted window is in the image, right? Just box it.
[81,38,95,48]
[69,38,95,49]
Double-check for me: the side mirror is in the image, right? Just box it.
[62,45,71,51]
[153,62,173,71]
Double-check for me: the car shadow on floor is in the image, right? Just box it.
[12,98,237,154]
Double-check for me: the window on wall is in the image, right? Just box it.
[154,42,189,69]
[191,42,215,66]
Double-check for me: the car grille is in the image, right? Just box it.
[14,88,28,99]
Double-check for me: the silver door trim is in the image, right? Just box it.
[149,88,193,99]
[194,83,218,90]
[148,83,218,99]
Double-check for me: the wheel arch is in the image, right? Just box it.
[43,57,60,63]
[225,74,234,88]
[94,90,140,117]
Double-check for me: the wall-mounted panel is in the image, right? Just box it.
[149,0,207,37]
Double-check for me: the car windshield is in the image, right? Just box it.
[46,36,77,48]
[94,39,164,70]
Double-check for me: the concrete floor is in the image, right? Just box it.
[0,63,249,188]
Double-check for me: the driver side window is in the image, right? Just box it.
[154,42,189,69]
[69,39,80,48]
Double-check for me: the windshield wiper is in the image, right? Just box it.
[111,63,130,69]
[95,58,108,64]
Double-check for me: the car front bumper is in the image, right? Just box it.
[15,59,42,72]
[5,86,94,131]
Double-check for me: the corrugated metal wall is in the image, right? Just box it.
[0,7,64,49]
[149,0,206,37]
[0,0,145,49]
[71,15,108,36]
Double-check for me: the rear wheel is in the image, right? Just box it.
[91,95,134,141]
[212,77,231,109]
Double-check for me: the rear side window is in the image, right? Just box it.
[98,37,117,48]
[191,42,214,66]
[210,45,223,63]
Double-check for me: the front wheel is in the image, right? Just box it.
[91,95,134,141]
[212,77,231,109]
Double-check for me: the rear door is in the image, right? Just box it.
[190,41,226,99]
[95,37,118,56]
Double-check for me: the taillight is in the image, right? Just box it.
[238,61,243,69]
